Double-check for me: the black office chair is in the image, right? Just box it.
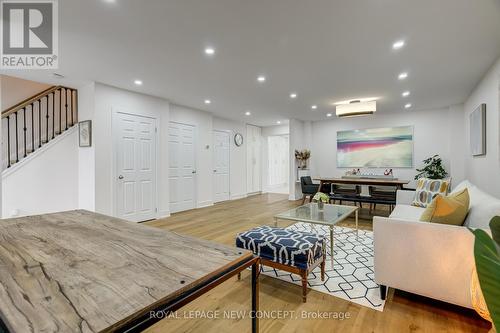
[300,176,318,204]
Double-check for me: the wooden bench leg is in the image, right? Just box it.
[301,271,308,303]
[320,258,325,282]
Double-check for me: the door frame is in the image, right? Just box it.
[112,108,160,220]
[213,129,231,203]
[168,120,198,212]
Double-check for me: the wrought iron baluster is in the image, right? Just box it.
[46,96,49,143]
[23,108,27,157]
[7,116,11,168]
[38,100,41,148]
[52,92,55,139]
[15,112,19,163]
[31,104,34,152]
[59,89,62,134]
[64,88,68,130]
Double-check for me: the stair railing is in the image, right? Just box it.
[1,85,78,169]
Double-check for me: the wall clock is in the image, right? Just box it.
[234,133,244,146]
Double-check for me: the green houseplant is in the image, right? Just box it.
[470,217,500,332]
[313,192,329,210]
[414,154,448,180]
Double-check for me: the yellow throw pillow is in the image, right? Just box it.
[420,188,470,226]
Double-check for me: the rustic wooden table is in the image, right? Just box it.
[0,210,259,333]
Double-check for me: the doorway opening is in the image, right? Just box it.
[266,134,289,194]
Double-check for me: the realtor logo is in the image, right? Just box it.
[1,0,58,69]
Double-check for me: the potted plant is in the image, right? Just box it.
[470,217,500,332]
[414,154,448,180]
[313,192,329,210]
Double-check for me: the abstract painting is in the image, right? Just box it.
[337,126,413,168]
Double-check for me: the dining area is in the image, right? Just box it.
[299,176,411,214]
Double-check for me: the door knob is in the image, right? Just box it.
[192,170,197,174]
[118,175,124,180]
[213,169,217,173]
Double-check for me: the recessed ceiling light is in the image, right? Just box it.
[134,80,143,85]
[257,75,266,82]
[392,40,405,50]
[277,121,281,124]
[204,47,215,55]
[398,72,408,80]
[290,93,297,99]
[326,113,332,117]
[245,111,251,116]
[311,105,318,110]
[405,103,412,109]
[402,91,410,97]
[204,99,211,104]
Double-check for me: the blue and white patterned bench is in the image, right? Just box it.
[236,225,326,302]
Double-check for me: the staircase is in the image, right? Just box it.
[1,86,78,170]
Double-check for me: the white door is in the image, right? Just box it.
[114,112,157,222]
[169,122,197,213]
[213,130,230,203]
[246,125,262,194]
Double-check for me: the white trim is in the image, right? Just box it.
[112,108,159,221]
[230,193,247,200]
[158,210,171,219]
[2,126,78,179]
[197,200,213,208]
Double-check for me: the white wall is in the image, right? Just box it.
[0,75,51,111]
[2,128,79,218]
[169,104,213,207]
[94,83,170,217]
[464,57,500,197]
[309,107,466,189]
[77,82,96,210]
[213,117,247,199]
[289,119,313,200]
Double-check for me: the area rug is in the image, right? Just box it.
[260,222,385,311]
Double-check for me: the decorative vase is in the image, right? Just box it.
[318,201,324,210]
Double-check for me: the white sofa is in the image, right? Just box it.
[373,180,500,308]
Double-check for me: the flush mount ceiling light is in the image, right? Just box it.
[257,75,266,83]
[398,72,408,80]
[336,100,377,118]
[405,103,412,109]
[402,91,410,97]
[326,113,332,117]
[392,40,405,50]
[311,105,318,110]
[204,99,211,104]
[276,121,281,124]
[290,93,297,99]
[204,47,215,55]
[245,111,251,116]
[134,79,143,85]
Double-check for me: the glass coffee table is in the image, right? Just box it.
[274,203,359,259]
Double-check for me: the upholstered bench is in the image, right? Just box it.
[236,225,326,302]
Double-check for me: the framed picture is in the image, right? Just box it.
[337,126,413,168]
[470,104,486,156]
[79,120,92,147]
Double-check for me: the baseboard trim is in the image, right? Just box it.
[230,193,247,200]
[197,200,214,208]
[158,210,170,219]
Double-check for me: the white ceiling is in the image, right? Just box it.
[4,0,500,126]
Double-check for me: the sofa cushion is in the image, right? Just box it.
[412,178,450,208]
[236,226,325,270]
[449,180,500,229]
[390,204,425,221]
[420,188,470,226]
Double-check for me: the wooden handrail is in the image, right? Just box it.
[1,85,75,118]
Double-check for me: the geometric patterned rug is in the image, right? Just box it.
[261,222,385,311]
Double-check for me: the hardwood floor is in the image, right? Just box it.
[145,193,490,333]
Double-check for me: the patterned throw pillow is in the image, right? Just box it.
[412,178,450,208]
